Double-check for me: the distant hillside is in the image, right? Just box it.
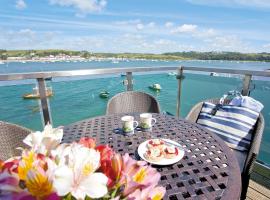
[1,49,270,62]
[163,51,270,62]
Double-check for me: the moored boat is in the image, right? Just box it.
[167,72,177,76]
[99,91,110,98]
[23,87,53,99]
[149,83,162,91]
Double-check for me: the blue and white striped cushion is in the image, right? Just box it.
[197,102,260,151]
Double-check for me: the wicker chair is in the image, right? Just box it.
[0,121,31,161]
[186,99,265,200]
[106,91,161,114]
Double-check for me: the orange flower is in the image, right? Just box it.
[96,145,123,188]
[111,154,123,182]
[18,150,35,180]
[0,159,3,170]
[79,137,96,148]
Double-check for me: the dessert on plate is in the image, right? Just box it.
[144,139,180,162]
[163,145,179,159]
[146,139,165,150]
[144,148,164,162]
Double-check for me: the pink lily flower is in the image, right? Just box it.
[120,154,161,197]
[127,185,166,200]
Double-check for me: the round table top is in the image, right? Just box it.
[63,113,241,200]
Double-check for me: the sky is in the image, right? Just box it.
[0,0,270,53]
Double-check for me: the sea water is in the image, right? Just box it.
[0,59,269,165]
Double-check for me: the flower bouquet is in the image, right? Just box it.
[0,124,165,200]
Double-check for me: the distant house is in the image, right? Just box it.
[7,56,26,60]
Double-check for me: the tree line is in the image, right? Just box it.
[1,49,270,62]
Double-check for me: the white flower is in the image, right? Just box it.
[53,143,108,199]
[23,124,63,154]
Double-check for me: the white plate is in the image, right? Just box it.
[138,138,185,165]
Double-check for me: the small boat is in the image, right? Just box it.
[149,83,162,91]
[23,87,53,99]
[210,72,219,77]
[99,91,110,98]
[167,72,177,76]
[45,77,52,81]
[120,73,126,77]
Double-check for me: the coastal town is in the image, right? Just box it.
[1,50,270,64]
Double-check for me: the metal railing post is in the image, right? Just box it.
[126,72,133,91]
[242,74,252,96]
[176,67,183,118]
[37,78,52,125]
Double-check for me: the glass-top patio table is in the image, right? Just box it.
[62,113,241,200]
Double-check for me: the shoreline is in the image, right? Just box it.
[0,58,269,64]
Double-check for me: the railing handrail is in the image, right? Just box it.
[0,66,270,81]
[0,66,178,81]
[182,66,270,76]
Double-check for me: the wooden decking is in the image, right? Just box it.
[247,163,270,199]
[247,179,270,199]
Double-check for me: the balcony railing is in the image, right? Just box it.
[1,66,270,124]
[0,65,270,175]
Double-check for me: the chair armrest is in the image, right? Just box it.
[185,102,204,123]
[243,113,264,175]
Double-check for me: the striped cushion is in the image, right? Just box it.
[197,102,260,151]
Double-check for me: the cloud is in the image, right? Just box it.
[171,24,198,34]
[147,22,155,27]
[0,28,59,49]
[193,28,217,38]
[262,43,270,49]
[114,19,141,25]
[154,39,175,45]
[15,0,27,10]
[0,13,261,53]
[185,0,270,9]
[165,22,174,28]
[116,20,155,31]
[49,0,107,15]
[204,35,251,52]
[136,23,144,30]
[0,27,255,53]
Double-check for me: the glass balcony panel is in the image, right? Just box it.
[50,75,126,127]
[250,78,270,165]
[0,81,43,130]
[181,72,243,116]
[132,72,178,115]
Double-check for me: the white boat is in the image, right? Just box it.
[167,72,177,76]
[149,83,162,91]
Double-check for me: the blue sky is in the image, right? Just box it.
[0,0,270,53]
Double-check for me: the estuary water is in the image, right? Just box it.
[0,59,269,164]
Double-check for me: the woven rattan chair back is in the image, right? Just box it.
[0,121,31,161]
[185,98,264,200]
[106,91,161,114]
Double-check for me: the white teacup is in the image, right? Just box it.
[139,113,156,129]
[121,116,138,133]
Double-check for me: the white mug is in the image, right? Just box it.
[121,116,138,133]
[139,113,156,129]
